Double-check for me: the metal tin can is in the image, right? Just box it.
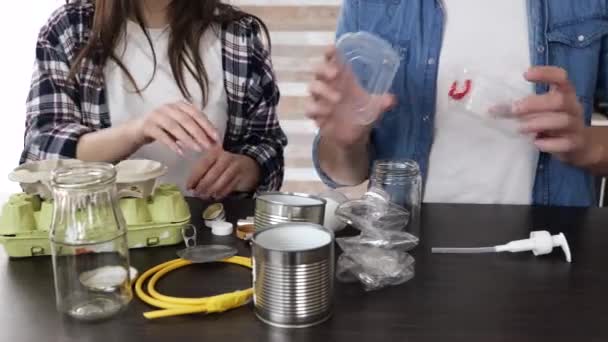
[252,223,334,328]
[254,192,326,231]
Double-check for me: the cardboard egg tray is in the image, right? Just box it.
[0,184,190,258]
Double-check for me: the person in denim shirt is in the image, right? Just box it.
[308,0,608,207]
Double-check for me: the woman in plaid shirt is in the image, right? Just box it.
[21,0,287,199]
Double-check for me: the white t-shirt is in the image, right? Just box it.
[104,22,228,192]
[423,0,539,205]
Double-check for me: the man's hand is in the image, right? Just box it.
[186,147,261,200]
[513,66,602,168]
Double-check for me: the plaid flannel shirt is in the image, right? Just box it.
[21,2,287,191]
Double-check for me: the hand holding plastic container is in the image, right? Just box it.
[333,32,401,125]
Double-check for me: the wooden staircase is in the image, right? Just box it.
[232,0,367,198]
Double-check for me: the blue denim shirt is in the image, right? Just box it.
[313,0,608,207]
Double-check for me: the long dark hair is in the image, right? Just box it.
[68,0,270,104]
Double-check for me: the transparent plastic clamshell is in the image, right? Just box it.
[336,31,401,125]
[447,68,533,136]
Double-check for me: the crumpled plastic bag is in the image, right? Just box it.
[334,191,418,291]
[335,191,410,232]
[336,244,415,291]
[336,231,419,252]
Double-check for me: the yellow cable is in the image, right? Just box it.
[134,256,253,319]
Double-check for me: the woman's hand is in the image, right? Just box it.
[186,147,261,200]
[513,66,601,167]
[131,101,219,156]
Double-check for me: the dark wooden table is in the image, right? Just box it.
[1,199,607,342]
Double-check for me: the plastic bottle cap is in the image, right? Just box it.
[204,203,226,228]
[211,221,234,236]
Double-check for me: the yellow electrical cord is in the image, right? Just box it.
[134,256,254,319]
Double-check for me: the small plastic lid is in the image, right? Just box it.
[335,31,401,124]
[203,203,225,221]
[211,221,234,236]
[237,217,254,227]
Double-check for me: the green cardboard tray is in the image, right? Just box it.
[0,184,190,258]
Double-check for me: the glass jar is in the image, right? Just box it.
[369,160,422,237]
[49,162,132,321]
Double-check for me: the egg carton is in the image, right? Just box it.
[9,159,168,200]
[0,184,190,258]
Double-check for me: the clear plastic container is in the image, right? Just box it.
[335,31,401,124]
[447,68,532,136]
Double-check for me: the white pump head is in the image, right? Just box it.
[495,230,572,263]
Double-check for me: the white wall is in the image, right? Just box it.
[0,1,63,194]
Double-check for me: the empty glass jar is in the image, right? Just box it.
[369,160,422,237]
[50,162,132,321]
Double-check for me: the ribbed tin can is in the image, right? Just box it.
[252,223,334,328]
[254,192,326,231]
